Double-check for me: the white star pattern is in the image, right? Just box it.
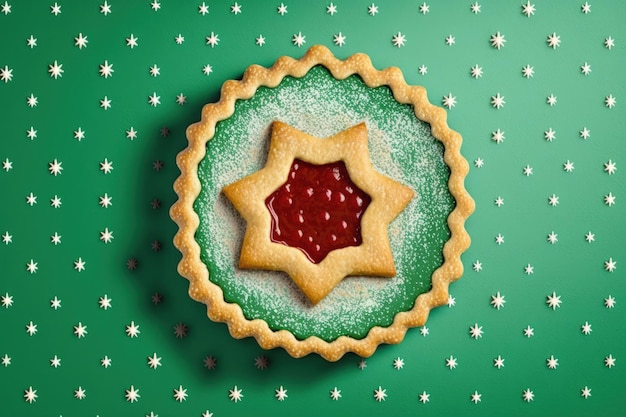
[445,355,458,370]
[50,2,62,15]
[24,386,38,404]
[100,227,114,243]
[470,391,481,404]
[605,94,617,109]
[50,296,61,310]
[255,35,266,46]
[358,359,367,370]
[125,321,140,338]
[469,323,484,339]
[605,36,615,50]
[74,386,86,400]
[126,34,139,48]
[494,355,505,369]
[470,2,481,13]
[198,2,209,15]
[547,94,557,106]
[495,233,504,245]
[392,32,406,47]
[419,2,429,14]
[522,389,534,402]
[605,354,616,368]
[494,196,504,207]
[100,158,113,174]
[99,193,112,208]
[75,33,88,49]
[74,257,86,272]
[547,231,558,244]
[470,65,483,79]
[26,259,38,273]
[1,1,10,14]
[148,92,161,107]
[491,93,505,109]
[544,127,557,142]
[202,64,213,75]
[1,292,13,308]
[2,231,12,244]
[563,160,575,172]
[447,295,456,307]
[147,353,162,369]
[50,195,62,208]
[27,35,37,48]
[548,194,559,207]
[125,385,140,403]
[173,385,188,402]
[101,356,112,368]
[373,386,387,402]
[176,93,187,105]
[0,65,13,82]
[74,127,85,141]
[149,64,160,77]
[442,93,456,109]
[418,65,427,75]
[175,34,185,44]
[490,31,506,49]
[581,321,592,335]
[126,127,138,140]
[48,60,64,79]
[100,96,112,110]
[523,325,535,338]
[491,292,506,310]
[418,390,430,403]
[546,292,562,310]
[581,62,592,75]
[420,326,429,336]
[25,321,38,336]
[26,94,38,107]
[547,32,561,49]
[100,1,111,15]
[604,257,617,272]
[49,159,63,176]
[604,192,616,206]
[445,35,455,46]
[581,386,592,399]
[393,357,404,370]
[99,60,114,78]
[99,294,112,310]
[581,1,591,14]
[26,126,37,140]
[333,32,346,47]
[585,231,595,243]
[51,232,61,245]
[277,2,287,15]
[206,32,220,47]
[474,158,484,168]
[151,0,161,11]
[330,387,341,400]
[229,385,243,402]
[547,355,559,369]
[1,354,11,366]
[522,1,536,17]
[292,32,306,47]
[605,295,616,309]
[275,386,288,401]
[580,127,591,139]
[524,264,534,275]
[74,322,88,338]
[522,65,535,78]
[491,128,505,144]
[604,160,617,175]
[50,355,62,368]
[326,2,337,15]
[473,260,482,272]
[368,3,378,16]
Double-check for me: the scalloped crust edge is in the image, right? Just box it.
[170,45,475,362]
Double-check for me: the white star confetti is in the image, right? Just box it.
[49,159,63,176]
[548,194,559,207]
[51,232,61,245]
[490,292,506,310]
[176,93,187,105]
[326,2,337,15]
[522,1,536,17]
[255,34,266,46]
[148,92,161,107]
[491,93,505,109]
[100,158,113,174]
[563,160,575,172]
[522,388,534,402]
[101,356,112,368]
[26,35,37,48]
[26,94,38,107]
[26,259,38,273]
[605,94,616,108]
[494,196,504,207]
[546,292,562,310]
[149,64,160,77]
[292,31,306,47]
[491,128,505,144]
[418,2,429,14]
[74,127,85,141]
[547,32,561,49]
[333,32,346,47]
[358,359,367,369]
[445,355,458,369]
[581,1,591,14]
[24,386,38,404]
[393,357,405,370]
[522,65,535,78]
[581,62,592,75]
[495,233,504,245]
[202,64,213,75]
[418,390,430,404]
[50,355,62,368]
[99,294,112,310]
[442,93,456,109]
[605,354,616,368]
[418,65,427,75]
[126,127,138,140]
[330,387,341,400]
[206,31,220,47]
[368,3,378,16]
[604,257,617,272]
[198,1,209,15]
[75,33,88,49]
[585,231,595,243]
[174,385,188,402]
[470,65,483,79]
[1,1,11,14]
[275,386,288,401]
[100,0,111,15]
[544,127,556,142]
[277,2,287,15]
[604,159,617,175]
[74,322,88,338]
[473,260,482,272]
[580,127,591,139]
[100,96,112,110]
[229,385,243,403]
[581,321,592,335]
[605,36,615,50]
[604,192,616,206]
[605,295,616,309]
[392,32,406,47]
[547,231,558,244]
[523,325,534,338]
[25,321,38,336]
[581,386,592,399]
[546,94,557,106]
[48,60,64,79]
[546,355,559,369]
[1,292,13,308]
[175,34,185,44]
[474,158,484,168]
[50,296,61,310]
[490,31,506,49]
[469,323,483,339]
[445,34,455,46]
[99,193,112,208]
[524,264,534,275]
[151,0,161,11]
[470,2,481,13]
[126,34,139,48]
[26,126,37,140]
[494,355,505,369]
[50,2,62,15]
[0,65,13,83]
[125,321,140,338]
[125,385,140,403]
[50,195,62,208]
[373,386,387,402]
[420,326,429,336]
[470,391,481,404]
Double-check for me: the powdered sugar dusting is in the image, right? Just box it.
[195,66,453,341]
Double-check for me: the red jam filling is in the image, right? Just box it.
[265,159,371,264]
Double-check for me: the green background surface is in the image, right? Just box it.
[0,0,624,416]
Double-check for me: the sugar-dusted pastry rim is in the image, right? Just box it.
[170,45,475,362]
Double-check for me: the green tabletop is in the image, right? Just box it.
[0,0,624,416]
